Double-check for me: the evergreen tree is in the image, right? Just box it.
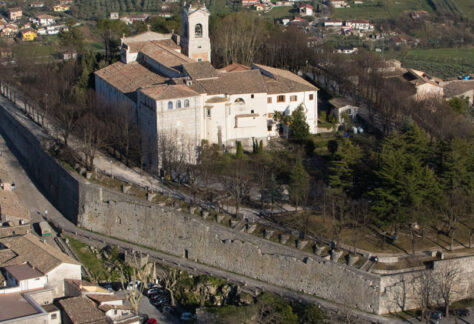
[289,105,309,142]
[235,141,243,158]
[328,138,362,196]
[370,130,441,247]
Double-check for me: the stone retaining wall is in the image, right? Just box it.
[1,98,473,315]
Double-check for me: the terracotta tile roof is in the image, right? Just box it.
[87,294,124,303]
[191,69,267,95]
[121,31,172,46]
[139,41,194,68]
[34,14,55,19]
[95,62,167,101]
[0,234,80,274]
[443,80,474,98]
[98,304,132,312]
[59,297,108,324]
[140,84,199,100]
[181,61,219,79]
[0,293,39,321]
[155,39,181,51]
[0,249,17,264]
[218,63,251,73]
[4,263,43,280]
[252,64,318,94]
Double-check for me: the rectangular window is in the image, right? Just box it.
[51,314,57,320]
[277,95,285,103]
[267,97,272,104]
[251,94,254,99]
[251,109,254,114]
[206,108,211,117]
[309,94,314,100]
[290,95,297,102]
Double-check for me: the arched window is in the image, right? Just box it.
[195,24,202,38]
[168,101,173,109]
[176,100,182,108]
[234,98,245,104]
[184,99,190,107]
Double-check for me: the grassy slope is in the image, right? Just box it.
[333,0,434,20]
[264,6,295,19]
[452,0,474,19]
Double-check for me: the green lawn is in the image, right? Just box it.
[264,6,295,19]
[452,0,474,19]
[333,0,433,20]
[392,47,474,79]
[66,235,108,281]
[14,42,57,58]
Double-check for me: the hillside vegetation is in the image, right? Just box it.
[333,0,473,20]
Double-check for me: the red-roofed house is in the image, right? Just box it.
[241,0,258,7]
[8,8,22,21]
[299,4,313,16]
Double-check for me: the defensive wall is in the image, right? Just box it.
[0,94,473,315]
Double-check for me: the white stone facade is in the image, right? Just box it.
[95,2,318,172]
[180,4,211,62]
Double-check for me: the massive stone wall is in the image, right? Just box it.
[0,102,80,224]
[80,185,382,313]
[1,100,473,315]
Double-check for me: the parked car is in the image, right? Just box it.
[180,312,196,322]
[145,319,157,324]
[430,311,442,323]
[455,308,470,317]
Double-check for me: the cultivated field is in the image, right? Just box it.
[393,47,474,79]
[332,0,473,20]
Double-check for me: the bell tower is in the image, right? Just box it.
[180,1,211,63]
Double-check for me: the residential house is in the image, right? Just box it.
[59,0,73,4]
[253,3,266,11]
[391,36,407,47]
[323,19,343,27]
[0,23,18,38]
[120,14,149,24]
[443,80,474,105]
[110,12,119,19]
[30,1,45,8]
[0,233,82,323]
[8,7,22,21]
[241,0,258,6]
[31,14,56,26]
[336,45,358,54]
[409,10,429,19]
[354,0,363,4]
[384,68,444,100]
[329,97,358,123]
[95,2,318,172]
[332,0,349,8]
[20,29,37,41]
[58,295,140,324]
[345,19,373,31]
[59,50,78,60]
[53,4,70,12]
[299,4,313,16]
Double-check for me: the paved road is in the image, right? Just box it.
[401,309,473,324]
[0,131,401,324]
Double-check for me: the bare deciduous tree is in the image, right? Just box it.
[118,253,152,316]
[435,263,461,319]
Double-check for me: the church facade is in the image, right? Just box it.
[94,1,318,171]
